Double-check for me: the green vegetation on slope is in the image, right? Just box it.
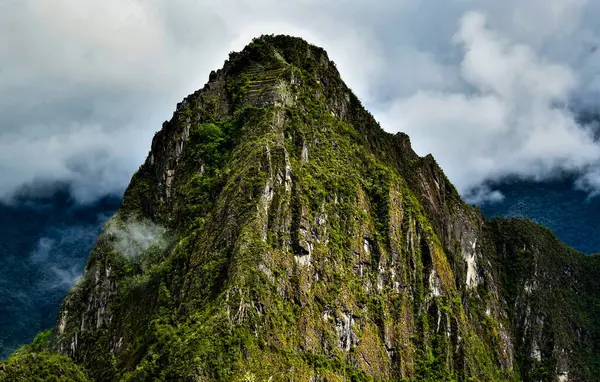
[0,352,90,382]
[489,218,600,380]
[6,35,600,382]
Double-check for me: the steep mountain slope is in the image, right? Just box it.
[3,35,599,382]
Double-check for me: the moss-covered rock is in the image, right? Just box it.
[0,352,90,381]
[10,34,598,382]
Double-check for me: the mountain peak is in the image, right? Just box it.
[4,36,600,382]
[124,34,390,224]
[228,34,333,71]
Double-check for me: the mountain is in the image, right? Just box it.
[2,35,599,382]
[480,178,600,255]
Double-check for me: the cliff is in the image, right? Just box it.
[3,35,599,382]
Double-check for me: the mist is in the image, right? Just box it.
[103,216,171,272]
[0,190,119,358]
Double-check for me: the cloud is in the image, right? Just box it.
[4,1,600,204]
[378,10,600,203]
[47,265,83,290]
[0,0,233,203]
[105,217,168,260]
[464,185,506,206]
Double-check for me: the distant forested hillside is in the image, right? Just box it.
[480,178,600,254]
[0,188,119,358]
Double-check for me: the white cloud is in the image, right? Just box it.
[3,1,600,203]
[378,11,600,203]
[0,0,233,203]
[105,217,168,259]
[464,185,506,206]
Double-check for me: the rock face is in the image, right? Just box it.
[5,35,600,381]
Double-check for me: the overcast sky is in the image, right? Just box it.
[3,0,600,204]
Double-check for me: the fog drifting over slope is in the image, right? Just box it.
[3,0,600,203]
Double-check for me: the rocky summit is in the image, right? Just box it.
[3,35,600,382]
